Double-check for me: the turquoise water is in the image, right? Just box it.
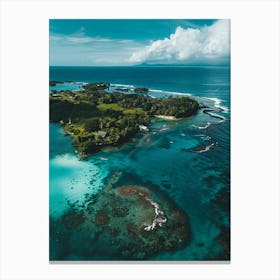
[49,66,230,260]
[49,81,85,93]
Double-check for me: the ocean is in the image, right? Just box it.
[49,66,230,261]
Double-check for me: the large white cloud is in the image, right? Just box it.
[130,19,230,65]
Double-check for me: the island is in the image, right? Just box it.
[50,82,199,157]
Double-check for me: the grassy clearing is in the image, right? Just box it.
[123,108,145,115]
[97,103,123,111]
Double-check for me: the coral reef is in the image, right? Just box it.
[51,184,191,260]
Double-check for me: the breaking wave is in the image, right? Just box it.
[192,122,211,130]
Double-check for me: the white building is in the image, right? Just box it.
[139,125,149,132]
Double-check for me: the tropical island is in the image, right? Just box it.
[50,82,199,156]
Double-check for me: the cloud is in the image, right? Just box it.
[129,19,230,65]
[67,36,95,43]
[50,33,113,44]
[50,31,144,66]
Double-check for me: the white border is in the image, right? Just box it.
[0,0,279,279]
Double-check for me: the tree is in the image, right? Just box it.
[84,117,100,132]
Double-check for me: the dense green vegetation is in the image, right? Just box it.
[50,82,199,156]
[134,87,148,93]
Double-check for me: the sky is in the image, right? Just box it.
[50,19,230,66]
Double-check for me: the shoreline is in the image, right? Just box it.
[154,115,179,120]
[50,84,199,157]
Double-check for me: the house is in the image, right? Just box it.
[96,82,110,89]
[139,125,149,132]
[98,131,107,138]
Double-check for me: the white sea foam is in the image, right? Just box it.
[218,119,226,124]
[148,89,229,116]
[111,84,193,99]
[192,122,211,130]
[218,105,229,113]
[148,89,164,93]
[200,135,211,141]
[149,89,192,96]
[111,83,135,88]
[202,97,229,113]
[204,110,226,120]
[197,142,217,153]
[166,91,191,96]
[144,198,167,231]
[108,84,230,120]
[75,81,88,85]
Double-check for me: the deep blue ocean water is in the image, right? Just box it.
[49,66,230,260]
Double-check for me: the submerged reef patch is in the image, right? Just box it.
[50,184,191,260]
